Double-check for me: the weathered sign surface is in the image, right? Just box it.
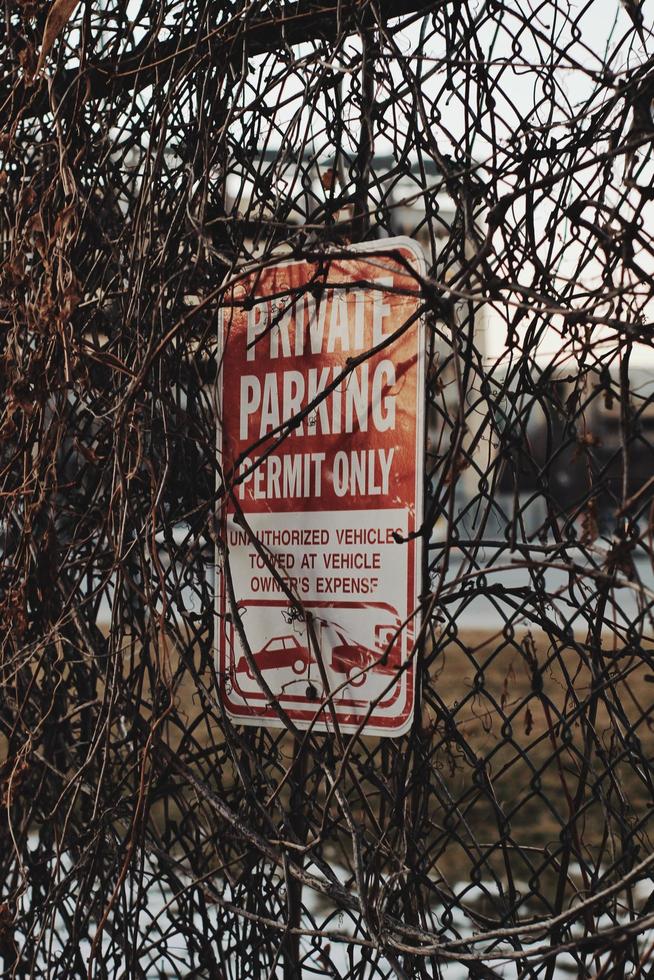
[217,238,425,735]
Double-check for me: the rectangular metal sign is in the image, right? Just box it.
[217,238,425,736]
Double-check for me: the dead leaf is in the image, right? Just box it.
[320,167,337,190]
[445,451,470,484]
[500,660,515,713]
[524,706,534,736]
[419,701,437,738]
[578,431,601,447]
[581,497,598,545]
[36,0,80,74]
[18,41,37,80]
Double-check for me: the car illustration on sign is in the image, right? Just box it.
[313,616,403,686]
[330,632,402,684]
[329,630,376,686]
[230,600,407,707]
[236,635,312,678]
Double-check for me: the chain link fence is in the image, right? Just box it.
[3,0,654,976]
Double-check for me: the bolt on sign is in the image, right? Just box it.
[217,238,425,736]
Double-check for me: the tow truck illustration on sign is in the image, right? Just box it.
[233,600,404,696]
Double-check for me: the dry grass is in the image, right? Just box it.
[146,625,654,904]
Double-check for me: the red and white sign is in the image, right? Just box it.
[217,238,425,736]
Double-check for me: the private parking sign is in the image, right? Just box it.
[217,238,425,736]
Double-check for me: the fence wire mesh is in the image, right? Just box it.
[3,0,654,976]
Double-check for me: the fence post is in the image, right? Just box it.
[283,737,308,980]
